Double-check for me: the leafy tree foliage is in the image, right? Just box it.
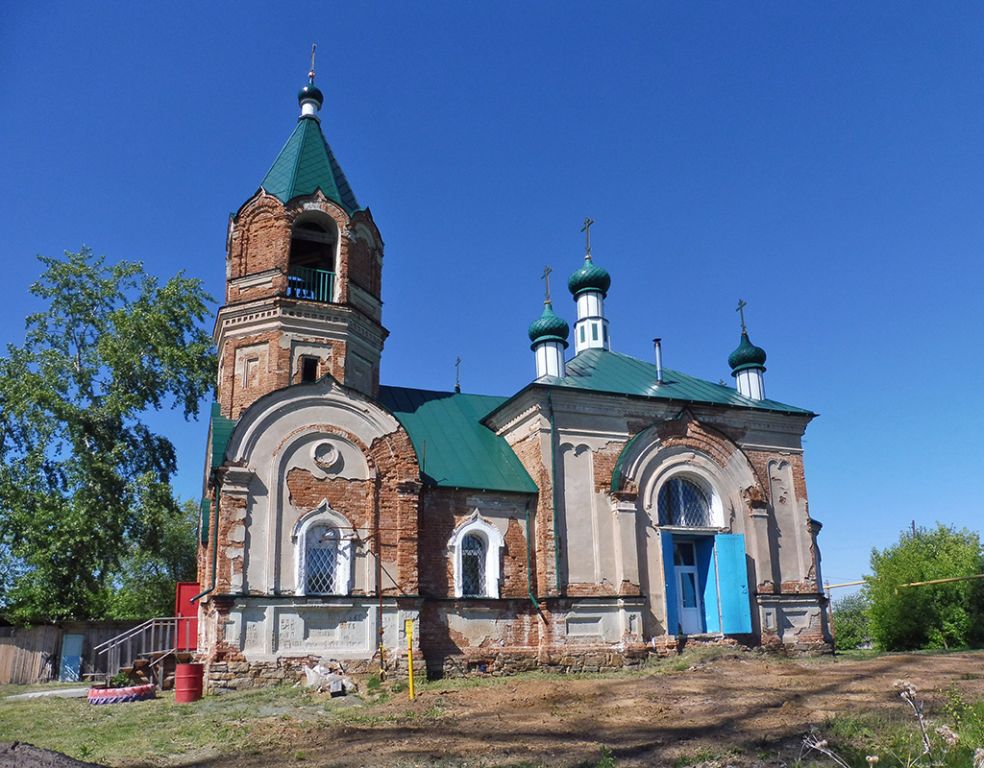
[0,248,214,622]
[831,592,871,650]
[107,499,199,619]
[866,524,984,651]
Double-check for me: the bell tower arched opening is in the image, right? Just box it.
[287,215,338,303]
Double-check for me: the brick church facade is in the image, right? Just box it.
[195,70,831,691]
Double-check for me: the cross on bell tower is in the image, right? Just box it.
[580,217,595,258]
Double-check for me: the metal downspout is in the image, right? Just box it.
[191,480,220,603]
[545,391,563,597]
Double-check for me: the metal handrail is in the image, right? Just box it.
[93,616,197,683]
[92,617,164,654]
[286,266,334,303]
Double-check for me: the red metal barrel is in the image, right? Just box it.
[174,662,204,703]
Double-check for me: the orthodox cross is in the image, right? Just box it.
[580,217,595,257]
[541,265,553,303]
[736,298,748,333]
[309,43,317,80]
[454,356,462,393]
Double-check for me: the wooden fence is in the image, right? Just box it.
[0,621,140,685]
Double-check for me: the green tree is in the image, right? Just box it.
[106,499,199,619]
[832,592,871,651]
[0,248,214,622]
[866,524,984,651]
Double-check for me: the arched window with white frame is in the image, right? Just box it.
[305,524,339,594]
[292,502,354,596]
[460,534,487,597]
[658,476,720,527]
[448,514,505,599]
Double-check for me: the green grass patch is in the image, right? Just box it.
[0,684,332,766]
[811,691,984,768]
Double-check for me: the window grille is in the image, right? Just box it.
[305,525,338,594]
[461,534,486,597]
[658,477,712,527]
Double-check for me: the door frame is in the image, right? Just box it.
[674,540,704,634]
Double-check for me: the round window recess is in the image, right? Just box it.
[311,441,343,474]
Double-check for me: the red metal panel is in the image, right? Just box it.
[174,582,200,651]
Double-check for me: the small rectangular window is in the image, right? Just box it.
[301,357,319,383]
[603,326,608,343]
[579,325,585,343]
[242,358,259,389]
[592,323,599,341]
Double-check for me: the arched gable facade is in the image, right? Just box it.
[612,415,764,640]
[200,376,421,670]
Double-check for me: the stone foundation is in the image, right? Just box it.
[206,654,389,693]
[204,631,829,692]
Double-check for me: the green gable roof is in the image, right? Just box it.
[529,348,814,415]
[260,117,359,213]
[378,386,538,495]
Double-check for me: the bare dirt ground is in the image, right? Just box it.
[209,650,984,768]
[6,650,984,768]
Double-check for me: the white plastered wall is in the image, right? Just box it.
[223,379,399,595]
[218,379,408,661]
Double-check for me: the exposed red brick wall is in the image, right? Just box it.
[508,429,553,596]
[592,445,621,494]
[349,209,383,301]
[216,190,385,415]
[213,493,247,593]
[286,469,372,523]
[227,193,353,302]
[416,488,532,599]
[196,490,215,589]
[216,325,350,419]
[654,417,736,471]
[346,237,372,294]
[419,600,541,675]
[227,195,291,292]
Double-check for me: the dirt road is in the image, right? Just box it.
[213,649,984,767]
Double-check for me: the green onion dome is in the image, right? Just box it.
[728,331,767,374]
[567,256,611,297]
[298,80,324,108]
[528,302,570,347]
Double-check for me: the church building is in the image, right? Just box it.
[195,68,831,691]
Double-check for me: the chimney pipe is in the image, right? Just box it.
[653,338,663,384]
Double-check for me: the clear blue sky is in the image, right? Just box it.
[3,2,982,592]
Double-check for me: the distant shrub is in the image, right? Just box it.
[867,524,984,651]
[833,592,871,651]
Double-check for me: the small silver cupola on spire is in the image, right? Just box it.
[298,44,324,120]
[568,217,611,354]
[528,266,569,379]
[729,299,768,400]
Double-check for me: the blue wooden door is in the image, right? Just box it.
[661,531,678,634]
[715,533,752,634]
[696,538,721,633]
[59,633,84,681]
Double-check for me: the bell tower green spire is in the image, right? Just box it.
[258,48,359,213]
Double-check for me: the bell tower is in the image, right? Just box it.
[214,62,386,419]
